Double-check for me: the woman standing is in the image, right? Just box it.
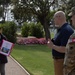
[0,27,8,75]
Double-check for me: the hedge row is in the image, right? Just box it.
[21,22,44,38]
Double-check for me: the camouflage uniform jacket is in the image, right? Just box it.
[64,33,75,75]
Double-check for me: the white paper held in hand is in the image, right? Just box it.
[0,40,14,56]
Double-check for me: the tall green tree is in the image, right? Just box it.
[12,0,56,40]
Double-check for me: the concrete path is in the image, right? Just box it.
[5,56,30,75]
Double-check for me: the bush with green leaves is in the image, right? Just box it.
[21,22,30,37]
[21,22,44,38]
[30,22,44,38]
[0,22,17,43]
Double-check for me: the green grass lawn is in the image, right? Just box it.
[11,44,54,75]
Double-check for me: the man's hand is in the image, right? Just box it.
[47,39,54,49]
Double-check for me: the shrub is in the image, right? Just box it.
[1,22,17,43]
[21,22,30,37]
[30,22,44,38]
[21,22,44,38]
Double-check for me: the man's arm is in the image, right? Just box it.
[47,39,66,53]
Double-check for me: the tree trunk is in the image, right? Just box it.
[43,21,51,41]
[2,4,6,23]
[40,19,51,40]
[38,15,51,40]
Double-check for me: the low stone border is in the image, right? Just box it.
[10,56,30,75]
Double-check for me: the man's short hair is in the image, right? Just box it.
[68,7,75,16]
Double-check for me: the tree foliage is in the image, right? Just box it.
[12,4,32,25]
[0,7,3,17]
[12,0,56,40]
[0,0,11,22]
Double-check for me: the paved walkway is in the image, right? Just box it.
[5,56,30,75]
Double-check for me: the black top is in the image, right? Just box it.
[52,23,74,58]
[0,33,8,64]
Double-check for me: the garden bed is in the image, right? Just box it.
[16,37,47,45]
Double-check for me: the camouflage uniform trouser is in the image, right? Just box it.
[64,43,75,75]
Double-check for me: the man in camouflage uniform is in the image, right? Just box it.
[64,7,75,75]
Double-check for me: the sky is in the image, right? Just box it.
[5,9,14,21]
[0,5,14,22]
[5,5,14,21]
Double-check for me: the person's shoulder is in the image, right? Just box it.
[64,24,74,33]
[67,23,73,30]
[61,24,74,37]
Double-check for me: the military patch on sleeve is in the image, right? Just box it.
[68,38,75,43]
